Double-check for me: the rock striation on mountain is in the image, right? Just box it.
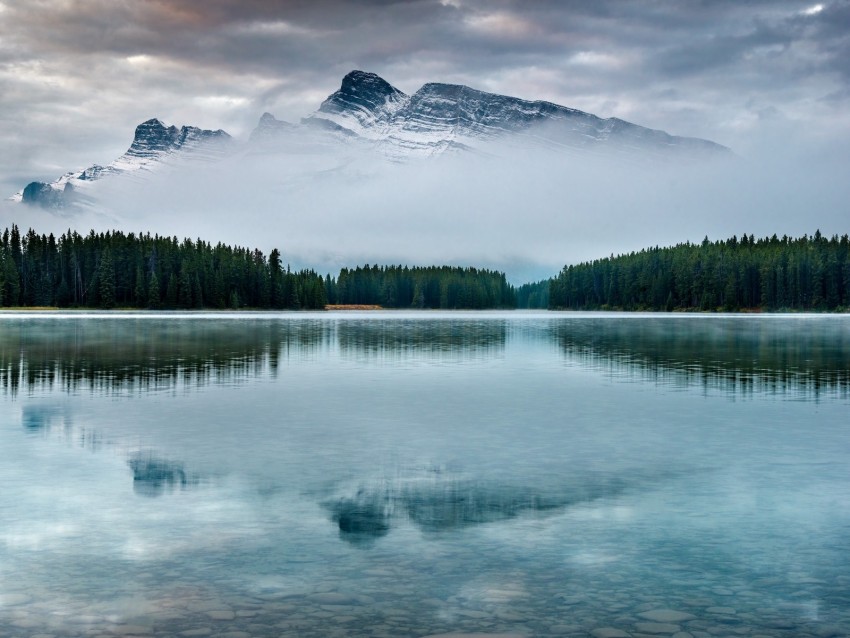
[302,70,729,159]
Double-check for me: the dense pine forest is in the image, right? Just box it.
[516,280,550,309]
[3,227,847,312]
[329,265,516,309]
[0,226,327,309]
[550,232,850,311]
[0,227,518,310]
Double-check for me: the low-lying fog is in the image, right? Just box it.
[2,125,847,285]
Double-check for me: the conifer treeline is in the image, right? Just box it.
[328,265,517,309]
[550,232,850,311]
[0,227,519,310]
[0,226,327,309]
[7,226,845,312]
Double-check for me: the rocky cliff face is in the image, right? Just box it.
[319,71,409,129]
[123,118,229,160]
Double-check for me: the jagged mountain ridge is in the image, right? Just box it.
[13,119,231,207]
[11,70,730,207]
[302,70,729,159]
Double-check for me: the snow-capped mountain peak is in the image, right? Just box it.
[300,71,730,160]
[303,70,411,141]
[320,70,410,120]
[13,118,231,207]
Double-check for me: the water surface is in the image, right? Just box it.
[1,312,848,637]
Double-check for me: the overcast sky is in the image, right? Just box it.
[1,0,849,278]
[2,1,849,186]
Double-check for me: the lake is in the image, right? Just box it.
[1,311,848,638]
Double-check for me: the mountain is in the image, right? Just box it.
[10,71,730,207]
[300,70,730,160]
[11,119,231,207]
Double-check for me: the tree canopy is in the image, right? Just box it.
[0,227,517,311]
[0,226,326,309]
[550,232,850,311]
[331,264,516,309]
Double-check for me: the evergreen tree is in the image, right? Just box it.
[269,248,284,308]
[178,266,193,309]
[2,251,20,306]
[165,275,178,308]
[148,272,160,309]
[134,265,146,307]
[99,249,116,309]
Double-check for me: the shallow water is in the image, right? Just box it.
[1,311,849,638]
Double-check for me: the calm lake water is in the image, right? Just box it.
[1,311,849,638]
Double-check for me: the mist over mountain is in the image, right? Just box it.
[304,70,729,160]
[1,71,846,284]
[11,119,232,208]
[9,70,730,208]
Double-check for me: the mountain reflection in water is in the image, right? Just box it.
[3,314,849,636]
[325,469,642,546]
[21,402,203,497]
[128,453,200,497]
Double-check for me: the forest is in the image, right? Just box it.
[329,265,516,309]
[3,226,847,312]
[0,227,520,310]
[516,280,549,310]
[0,226,327,309]
[550,232,850,311]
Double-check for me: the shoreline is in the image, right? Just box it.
[0,306,847,315]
